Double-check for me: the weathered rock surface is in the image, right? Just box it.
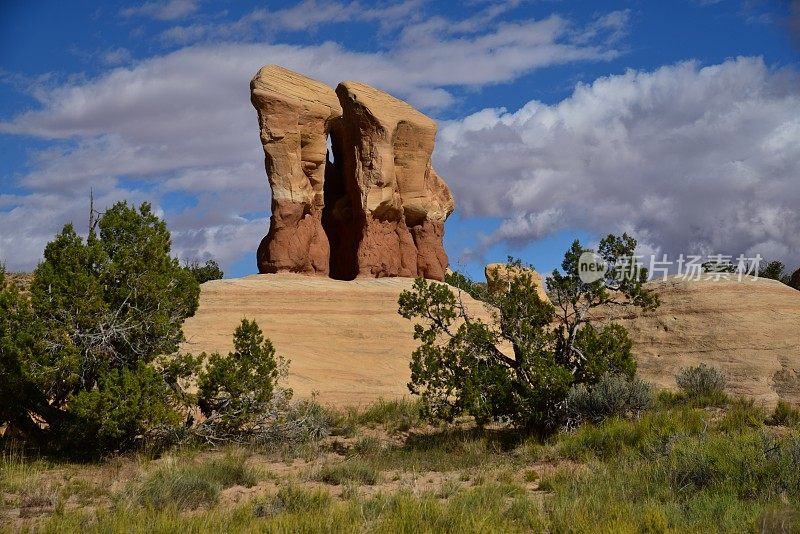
[251,66,454,280]
[593,277,800,406]
[182,275,800,406]
[484,263,550,304]
[251,65,343,276]
[335,81,454,280]
[180,275,493,405]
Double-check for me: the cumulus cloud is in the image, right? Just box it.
[12,9,796,275]
[0,10,621,272]
[435,57,800,266]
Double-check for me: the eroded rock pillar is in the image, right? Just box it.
[251,65,342,275]
[335,81,454,280]
[251,66,454,281]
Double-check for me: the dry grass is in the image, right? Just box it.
[3,396,800,532]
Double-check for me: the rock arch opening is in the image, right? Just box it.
[322,125,360,280]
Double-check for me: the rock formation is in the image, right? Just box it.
[251,65,342,276]
[592,276,800,406]
[485,263,550,304]
[182,274,800,406]
[181,274,495,405]
[251,66,454,281]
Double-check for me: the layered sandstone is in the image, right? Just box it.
[335,81,454,280]
[251,65,343,275]
[593,277,800,406]
[182,275,800,406]
[251,66,454,280]
[180,274,494,405]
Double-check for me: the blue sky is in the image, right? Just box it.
[1,0,799,280]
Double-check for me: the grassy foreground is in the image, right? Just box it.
[2,396,799,533]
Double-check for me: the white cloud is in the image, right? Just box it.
[435,57,800,266]
[159,0,425,43]
[121,0,199,21]
[102,48,132,65]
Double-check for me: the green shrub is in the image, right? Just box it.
[571,324,637,384]
[766,401,800,427]
[277,397,332,442]
[716,398,764,433]
[0,267,46,436]
[665,432,800,500]
[565,372,653,424]
[197,319,285,430]
[758,260,787,281]
[66,364,181,452]
[443,269,486,301]
[399,234,658,431]
[358,398,422,431]
[3,202,199,452]
[656,387,728,409]
[676,364,727,399]
[555,408,708,460]
[184,259,224,284]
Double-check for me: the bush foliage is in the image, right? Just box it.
[399,234,659,430]
[676,363,727,399]
[565,372,653,425]
[0,201,292,454]
[1,202,199,451]
[198,319,284,429]
[185,258,224,284]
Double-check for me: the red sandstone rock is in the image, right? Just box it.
[250,66,454,280]
[335,81,454,280]
[251,65,342,275]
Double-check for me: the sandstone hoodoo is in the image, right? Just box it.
[251,65,455,281]
[250,65,342,277]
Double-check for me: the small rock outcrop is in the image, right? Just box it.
[485,263,550,304]
[251,66,454,280]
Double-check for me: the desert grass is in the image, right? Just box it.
[315,459,380,486]
[328,397,425,437]
[121,453,258,510]
[4,394,800,533]
[767,400,800,428]
[0,445,53,494]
